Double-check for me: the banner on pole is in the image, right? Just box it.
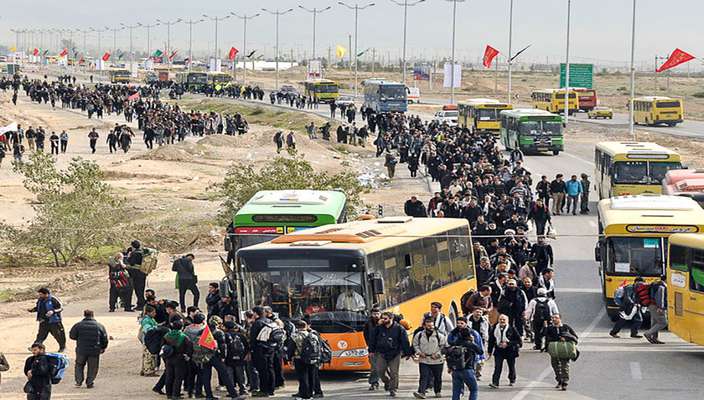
[443,63,462,88]
[307,60,322,79]
[483,45,500,68]
[336,45,346,59]
[657,48,695,73]
[413,64,430,81]
[228,47,239,61]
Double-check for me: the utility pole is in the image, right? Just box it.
[203,14,232,72]
[338,2,376,98]
[390,0,426,85]
[262,8,295,90]
[232,13,260,84]
[507,0,514,103]
[90,27,108,61]
[372,48,376,77]
[183,19,204,71]
[121,23,142,74]
[564,0,572,126]
[298,5,332,60]
[141,23,160,66]
[107,27,123,61]
[629,0,637,139]
[156,18,182,66]
[446,0,466,104]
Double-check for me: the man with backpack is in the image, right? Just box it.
[24,343,53,400]
[29,288,66,353]
[525,288,559,350]
[368,311,412,397]
[126,240,148,311]
[172,254,200,313]
[610,278,644,339]
[162,320,193,399]
[363,307,382,391]
[223,320,250,396]
[288,320,322,400]
[412,317,447,399]
[644,276,668,344]
[140,305,160,376]
[265,306,287,389]
[427,302,454,336]
[69,310,108,388]
[250,306,282,397]
[108,252,133,312]
[444,319,483,400]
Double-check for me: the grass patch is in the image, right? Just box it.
[0,290,14,303]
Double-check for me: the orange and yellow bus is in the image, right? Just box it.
[667,233,704,346]
[234,217,476,371]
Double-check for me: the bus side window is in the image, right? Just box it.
[690,249,704,293]
[448,227,473,282]
[436,235,451,288]
[379,250,399,308]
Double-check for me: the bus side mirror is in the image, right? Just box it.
[224,236,232,252]
[595,240,603,262]
[369,273,385,295]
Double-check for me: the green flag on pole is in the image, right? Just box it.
[152,49,163,57]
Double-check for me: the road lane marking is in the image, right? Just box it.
[630,362,642,380]
[511,308,606,400]
[562,151,595,167]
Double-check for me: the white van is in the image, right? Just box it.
[433,105,458,126]
[406,87,420,104]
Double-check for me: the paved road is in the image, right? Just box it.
[570,111,704,139]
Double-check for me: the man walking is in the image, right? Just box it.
[488,314,521,389]
[412,317,447,399]
[525,288,559,350]
[363,307,381,391]
[579,173,591,214]
[368,311,411,397]
[445,320,483,400]
[428,302,454,336]
[172,253,200,313]
[24,343,53,400]
[250,306,277,397]
[609,278,644,339]
[29,288,66,353]
[644,276,668,344]
[126,241,147,310]
[549,174,566,216]
[69,310,109,388]
[565,175,583,216]
[88,128,99,154]
[544,314,578,391]
[59,131,69,153]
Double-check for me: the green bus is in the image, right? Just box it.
[500,108,564,156]
[224,190,349,252]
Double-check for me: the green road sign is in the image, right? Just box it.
[560,63,593,89]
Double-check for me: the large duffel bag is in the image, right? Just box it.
[547,340,578,361]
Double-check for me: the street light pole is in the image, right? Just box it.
[121,23,142,74]
[203,14,232,71]
[156,19,182,66]
[262,8,295,90]
[232,13,260,84]
[298,5,332,60]
[564,0,571,126]
[507,0,514,104]
[338,2,376,98]
[90,27,108,59]
[390,0,425,85]
[629,0,637,139]
[183,19,203,71]
[446,0,465,104]
[141,23,160,64]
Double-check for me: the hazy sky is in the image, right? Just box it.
[2,0,703,69]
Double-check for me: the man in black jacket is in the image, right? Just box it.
[368,311,411,397]
[446,324,483,400]
[126,240,147,310]
[544,314,578,390]
[172,254,200,312]
[250,306,276,397]
[363,307,381,390]
[404,196,427,217]
[488,314,522,389]
[69,310,108,388]
[205,282,221,321]
[24,343,52,400]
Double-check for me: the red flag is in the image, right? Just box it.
[228,47,239,61]
[32,48,39,56]
[59,48,68,57]
[128,92,140,101]
[168,50,178,62]
[483,45,500,68]
[102,52,111,62]
[198,324,217,350]
[657,48,695,73]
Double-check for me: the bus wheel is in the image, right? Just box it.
[553,150,560,156]
[667,122,676,127]
[448,302,460,326]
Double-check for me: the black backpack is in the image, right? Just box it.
[145,326,169,355]
[534,299,552,322]
[444,345,466,370]
[318,334,333,364]
[227,332,247,361]
[300,333,322,365]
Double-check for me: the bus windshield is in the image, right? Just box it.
[380,85,407,100]
[607,237,664,276]
[316,84,338,93]
[235,234,279,250]
[477,108,499,121]
[518,120,562,135]
[614,161,681,184]
[189,73,208,84]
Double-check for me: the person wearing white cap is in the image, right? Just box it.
[524,288,559,351]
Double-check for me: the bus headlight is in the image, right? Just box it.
[339,348,368,358]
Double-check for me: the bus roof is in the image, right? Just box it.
[462,98,501,105]
[235,190,346,217]
[595,141,680,161]
[598,195,704,235]
[238,217,468,255]
[304,79,336,84]
[670,233,704,248]
[500,108,559,118]
[634,96,678,102]
[362,79,404,86]
[532,88,577,93]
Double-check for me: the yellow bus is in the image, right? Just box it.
[303,79,339,103]
[235,216,476,371]
[594,141,682,200]
[595,195,704,320]
[530,89,578,115]
[633,96,684,127]
[667,233,704,346]
[458,98,513,136]
[109,68,131,84]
